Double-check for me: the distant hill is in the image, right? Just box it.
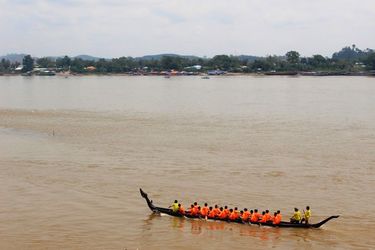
[0,53,28,63]
[74,55,103,61]
[236,55,261,62]
[135,54,201,61]
[0,53,265,63]
[44,55,104,61]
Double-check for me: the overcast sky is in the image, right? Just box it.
[0,0,374,58]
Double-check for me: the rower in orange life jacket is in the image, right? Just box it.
[234,207,239,218]
[249,210,254,220]
[218,207,227,219]
[188,204,196,216]
[190,204,200,217]
[264,210,272,222]
[229,209,237,221]
[178,204,185,215]
[241,208,251,222]
[200,203,209,217]
[250,209,261,222]
[208,207,216,219]
[271,212,277,224]
[193,202,198,209]
[228,207,239,220]
[273,210,282,225]
[223,206,230,217]
[259,211,267,223]
[213,205,220,217]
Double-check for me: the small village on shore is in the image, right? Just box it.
[1,45,375,77]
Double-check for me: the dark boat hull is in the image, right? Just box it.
[140,188,339,229]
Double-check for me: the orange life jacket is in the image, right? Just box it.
[273,214,282,224]
[271,216,276,223]
[201,206,209,217]
[260,215,267,223]
[242,211,250,221]
[224,209,230,216]
[229,212,238,221]
[191,207,199,216]
[251,212,260,222]
[208,210,216,218]
[219,211,227,219]
[213,208,220,216]
[264,213,272,222]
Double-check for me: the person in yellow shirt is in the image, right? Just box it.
[302,206,312,224]
[169,200,179,213]
[290,207,302,223]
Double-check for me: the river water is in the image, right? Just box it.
[0,75,374,249]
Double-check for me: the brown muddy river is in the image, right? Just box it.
[0,75,374,249]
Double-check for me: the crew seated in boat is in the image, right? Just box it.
[200,203,209,217]
[208,207,216,219]
[187,204,199,217]
[250,209,261,222]
[271,212,277,223]
[178,204,185,215]
[259,211,267,223]
[241,208,250,222]
[264,210,272,222]
[290,208,302,223]
[218,207,227,219]
[301,206,311,224]
[213,205,220,216]
[229,209,237,221]
[169,200,179,213]
[193,202,199,209]
[273,210,282,225]
[224,206,230,217]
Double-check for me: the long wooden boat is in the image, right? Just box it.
[140,188,339,228]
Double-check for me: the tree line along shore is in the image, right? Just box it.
[1,45,374,76]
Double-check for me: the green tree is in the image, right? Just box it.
[36,57,55,68]
[95,58,109,73]
[70,58,85,73]
[308,55,327,68]
[56,56,71,69]
[364,52,375,70]
[210,55,240,71]
[22,55,34,72]
[161,56,183,70]
[286,51,300,64]
[332,45,367,61]
[0,59,11,72]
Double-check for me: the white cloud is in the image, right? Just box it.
[0,0,374,57]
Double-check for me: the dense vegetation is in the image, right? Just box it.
[1,45,374,74]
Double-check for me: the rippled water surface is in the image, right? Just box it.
[0,75,375,249]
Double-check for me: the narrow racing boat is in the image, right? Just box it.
[140,188,339,228]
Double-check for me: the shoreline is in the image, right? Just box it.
[1,72,374,77]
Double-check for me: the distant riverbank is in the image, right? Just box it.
[1,71,374,77]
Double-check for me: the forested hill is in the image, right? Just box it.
[332,45,373,61]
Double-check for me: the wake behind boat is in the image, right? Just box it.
[140,188,339,229]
